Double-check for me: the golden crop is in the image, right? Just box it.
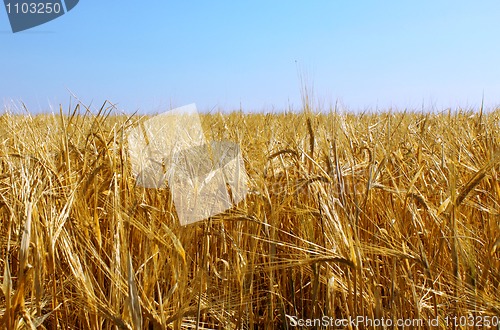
[0,103,499,329]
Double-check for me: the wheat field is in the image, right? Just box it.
[0,102,499,329]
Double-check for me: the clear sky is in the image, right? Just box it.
[2,1,500,113]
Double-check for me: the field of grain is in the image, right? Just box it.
[0,103,500,329]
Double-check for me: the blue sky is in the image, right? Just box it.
[2,1,500,113]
